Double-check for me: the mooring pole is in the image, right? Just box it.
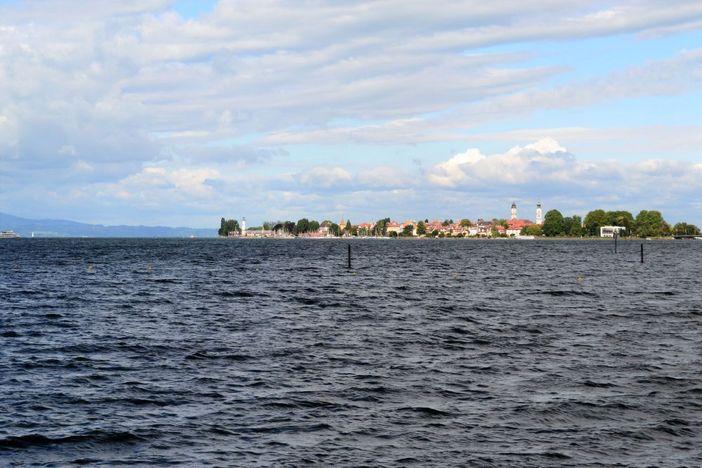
[614,232,618,253]
[640,243,644,263]
[348,244,352,269]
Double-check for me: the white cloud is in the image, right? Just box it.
[357,166,412,189]
[100,165,221,202]
[1,1,701,225]
[297,166,353,188]
[429,138,574,187]
[427,138,702,213]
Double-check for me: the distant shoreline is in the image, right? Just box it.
[3,235,691,241]
[216,236,684,241]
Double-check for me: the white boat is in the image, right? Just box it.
[695,237,702,241]
[0,230,19,238]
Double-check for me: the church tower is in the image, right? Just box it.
[536,202,543,225]
[511,202,517,220]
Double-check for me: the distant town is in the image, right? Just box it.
[219,203,701,239]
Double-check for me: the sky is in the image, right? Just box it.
[0,0,701,228]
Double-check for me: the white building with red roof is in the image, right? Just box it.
[386,221,402,235]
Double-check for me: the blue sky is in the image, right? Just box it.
[0,0,701,227]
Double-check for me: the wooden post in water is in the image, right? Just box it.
[347,244,352,269]
[640,243,644,263]
[614,232,618,253]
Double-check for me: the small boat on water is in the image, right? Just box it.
[0,230,19,238]
[696,237,702,241]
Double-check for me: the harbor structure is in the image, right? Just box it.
[536,202,543,225]
[0,230,19,238]
[600,226,626,238]
[511,202,517,220]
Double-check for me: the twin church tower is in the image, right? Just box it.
[511,201,543,225]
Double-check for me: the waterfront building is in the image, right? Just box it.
[600,226,626,238]
[386,221,403,235]
[536,202,543,225]
[506,219,533,236]
[356,222,374,236]
[475,219,492,236]
[401,220,417,236]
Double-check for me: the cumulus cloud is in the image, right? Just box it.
[357,166,413,189]
[427,138,702,221]
[98,165,222,203]
[297,166,353,189]
[429,138,576,187]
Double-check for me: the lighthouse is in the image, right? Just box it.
[242,217,246,236]
[511,202,517,220]
[536,202,543,225]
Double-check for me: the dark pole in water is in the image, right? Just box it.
[347,244,352,269]
[614,232,618,253]
[640,243,644,263]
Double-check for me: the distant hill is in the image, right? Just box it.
[0,212,217,238]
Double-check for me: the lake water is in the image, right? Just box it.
[1,238,701,466]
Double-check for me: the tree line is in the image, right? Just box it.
[220,210,699,238]
[524,209,700,238]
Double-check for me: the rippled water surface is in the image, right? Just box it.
[1,238,701,466]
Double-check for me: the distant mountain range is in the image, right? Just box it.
[0,212,217,238]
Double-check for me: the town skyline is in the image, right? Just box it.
[219,201,698,239]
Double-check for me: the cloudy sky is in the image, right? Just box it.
[1,0,701,227]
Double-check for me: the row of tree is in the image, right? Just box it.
[221,210,699,238]
[218,218,241,236]
[529,209,700,238]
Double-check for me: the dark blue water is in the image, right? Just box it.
[1,239,701,466]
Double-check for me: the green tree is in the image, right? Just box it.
[672,222,701,235]
[309,220,320,232]
[431,229,439,237]
[295,218,310,235]
[569,215,584,236]
[459,219,471,227]
[219,218,241,236]
[493,218,508,229]
[400,224,414,237]
[329,223,341,237]
[584,209,608,236]
[542,209,565,237]
[416,221,427,236]
[374,218,390,236]
[634,210,670,238]
[345,220,352,233]
[607,210,634,236]
[521,224,543,236]
[562,216,584,237]
[442,219,453,226]
[562,216,575,236]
